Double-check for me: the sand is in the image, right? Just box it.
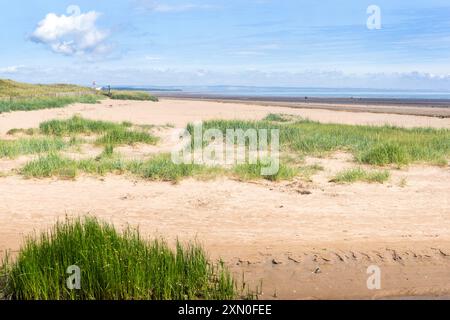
[0,98,449,299]
[0,99,449,138]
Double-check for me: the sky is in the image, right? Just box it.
[1,0,450,89]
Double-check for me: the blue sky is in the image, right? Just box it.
[1,0,450,89]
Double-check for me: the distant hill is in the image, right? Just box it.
[0,79,92,98]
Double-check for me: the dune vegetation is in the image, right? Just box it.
[0,79,102,114]
[105,90,159,102]
[20,153,217,181]
[0,137,78,159]
[0,80,159,114]
[0,79,93,98]
[39,115,159,147]
[1,116,158,164]
[2,113,448,182]
[331,167,390,184]
[0,96,101,114]
[195,115,450,167]
[0,217,240,300]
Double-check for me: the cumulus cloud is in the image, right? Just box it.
[30,6,110,56]
[0,65,24,74]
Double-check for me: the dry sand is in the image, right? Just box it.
[0,98,449,299]
[0,99,449,137]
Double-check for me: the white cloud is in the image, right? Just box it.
[30,6,110,56]
[0,65,24,74]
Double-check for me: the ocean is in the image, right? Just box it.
[112,85,450,100]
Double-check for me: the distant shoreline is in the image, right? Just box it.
[155,93,450,118]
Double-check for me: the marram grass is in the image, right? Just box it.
[95,128,158,146]
[20,153,220,181]
[40,116,158,147]
[105,90,159,102]
[331,167,390,184]
[233,159,297,181]
[0,217,239,300]
[194,118,450,166]
[0,95,101,114]
[39,115,127,136]
[0,137,73,159]
[0,79,92,97]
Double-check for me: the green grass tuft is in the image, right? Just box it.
[331,167,390,184]
[358,143,410,166]
[263,113,291,122]
[20,153,78,179]
[128,154,216,181]
[194,120,450,166]
[39,116,159,147]
[20,153,217,182]
[0,96,101,114]
[233,159,297,181]
[105,90,159,101]
[40,115,124,136]
[6,128,39,136]
[0,137,71,159]
[95,128,158,146]
[0,217,238,300]
[0,79,93,97]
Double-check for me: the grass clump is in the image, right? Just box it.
[194,120,450,166]
[331,167,390,184]
[0,137,69,159]
[358,143,410,166]
[0,96,100,114]
[20,153,78,179]
[20,153,214,182]
[128,154,216,182]
[263,113,291,122]
[6,128,39,136]
[95,128,158,146]
[21,153,128,179]
[0,217,238,300]
[40,116,158,147]
[105,90,159,102]
[40,115,126,136]
[233,159,297,181]
[263,113,299,123]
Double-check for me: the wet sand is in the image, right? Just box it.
[156,94,450,118]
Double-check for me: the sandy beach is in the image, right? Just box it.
[1,98,449,299]
[0,98,449,135]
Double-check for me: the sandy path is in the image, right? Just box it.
[0,99,449,299]
[0,99,449,138]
